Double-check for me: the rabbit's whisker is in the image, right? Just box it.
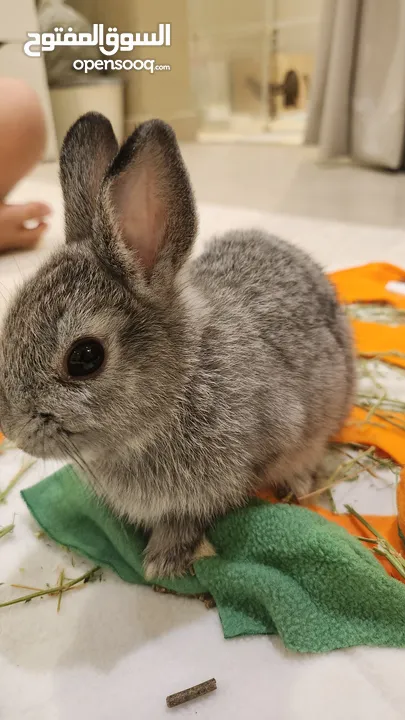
[58,434,99,487]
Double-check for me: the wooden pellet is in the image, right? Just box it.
[166,678,217,708]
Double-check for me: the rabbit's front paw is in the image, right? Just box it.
[144,522,215,580]
[144,544,194,580]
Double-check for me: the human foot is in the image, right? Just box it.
[0,201,51,252]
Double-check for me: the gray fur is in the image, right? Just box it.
[0,113,355,579]
[60,112,118,243]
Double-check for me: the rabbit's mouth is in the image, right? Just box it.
[1,412,79,461]
[12,435,68,461]
[14,429,72,461]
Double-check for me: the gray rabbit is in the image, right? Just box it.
[0,113,355,578]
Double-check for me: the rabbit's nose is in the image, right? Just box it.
[38,412,53,422]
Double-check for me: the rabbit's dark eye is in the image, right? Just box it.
[66,339,105,379]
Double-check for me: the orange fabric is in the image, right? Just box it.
[334,406,405,466]
[397,471,405,539]
[351,320,405,370]
[257,262,405,581]
[329,262,405,370]
[330,263,405,308]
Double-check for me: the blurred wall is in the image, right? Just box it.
[189,0,322,57]
[276,0,323,54]
[188,0,322,121]
[70,0,198,139]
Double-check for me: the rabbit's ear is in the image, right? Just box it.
[95,119,197,283]
[60,112,118,244]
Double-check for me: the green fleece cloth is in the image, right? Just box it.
[21,465,405,653]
